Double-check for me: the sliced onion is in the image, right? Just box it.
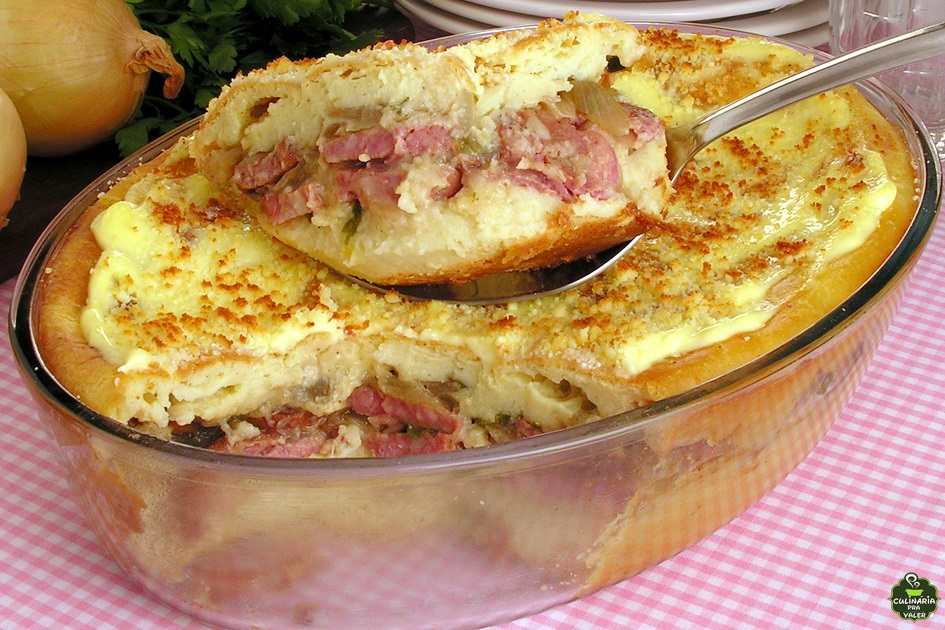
[569,80,632,138]
[0,87,26,227]
[0,0,184,157]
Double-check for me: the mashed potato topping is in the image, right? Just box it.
[75,27,901,456]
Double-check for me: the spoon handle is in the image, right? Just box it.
[668,20,945,180]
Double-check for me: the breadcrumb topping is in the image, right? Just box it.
[80,29,898,433]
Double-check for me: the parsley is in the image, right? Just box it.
[343,199,363,251]
[118,0,386,156]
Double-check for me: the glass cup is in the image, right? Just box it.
[829,0,945,158]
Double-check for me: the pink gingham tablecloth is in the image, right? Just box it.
[2,214,945,629]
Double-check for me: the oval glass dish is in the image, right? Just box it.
[9,22,942,630]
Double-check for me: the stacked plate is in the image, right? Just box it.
[397,0,830,48]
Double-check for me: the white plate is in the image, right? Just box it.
[421,0,557,28]
[718,0,827,36]
[402,0,826,37]
[398,0,495,34]
[446,0,803,22]
[778,21,829,48]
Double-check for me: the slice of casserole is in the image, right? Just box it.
[192,14,671,285]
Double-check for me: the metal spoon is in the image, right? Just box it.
[361,20,945,305]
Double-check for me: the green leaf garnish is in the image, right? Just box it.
[343,199,363,250]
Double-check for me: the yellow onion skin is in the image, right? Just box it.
[0,87,26,226]
[0,0,183,157]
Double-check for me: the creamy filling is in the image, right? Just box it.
[230,84,665,229]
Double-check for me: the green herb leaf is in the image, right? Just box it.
[164,20,206,68]
[343,199,363,249]
[114,118,162,156]
[208,42,239,74]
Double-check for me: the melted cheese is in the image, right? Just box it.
[83,144,342,381]
[79,29,900,435]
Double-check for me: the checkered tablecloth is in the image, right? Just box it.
[2,211,944,628]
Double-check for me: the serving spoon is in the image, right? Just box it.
[361,20,945,305]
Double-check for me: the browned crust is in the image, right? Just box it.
[354,206,652,286]
[471,208,649,282]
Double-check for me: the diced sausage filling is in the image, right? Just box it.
[497,107,621,202]
[230,88,664,226]
[206,381,544,458]
[347,384,463,435]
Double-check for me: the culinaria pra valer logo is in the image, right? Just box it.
[890,573,939,622]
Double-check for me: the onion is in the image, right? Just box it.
[0,86,26,227]
[570,80,632,138]
[0,0,184,157]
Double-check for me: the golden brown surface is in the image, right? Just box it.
[35,25,919,458]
